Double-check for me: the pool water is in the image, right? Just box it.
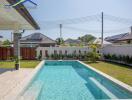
[20,61,132,100]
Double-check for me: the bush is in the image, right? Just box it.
[87,52,100,62]
[104,54,112,60]
[119,55,123,61]
[103,54,132,64]
[129,56,132,64]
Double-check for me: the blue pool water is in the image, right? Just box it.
[20,61,132,100]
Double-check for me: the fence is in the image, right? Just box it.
[20,48,36,60]
[102,45,132,56]
[102,45,132,66]
[0,47,36,60]
[0,47,14,60]
[36,47,91,59]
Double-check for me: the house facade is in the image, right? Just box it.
[20,33,56,47]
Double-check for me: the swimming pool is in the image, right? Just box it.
[19,61,132,100]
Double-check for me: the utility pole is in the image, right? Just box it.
[11,32,13,43]
[130,26,132,34]
[101,12,104,47]
[59,24,62,45]
[60,24,62,39]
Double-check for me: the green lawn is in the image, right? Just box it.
[0,60,40,68]
[84,61,132,86]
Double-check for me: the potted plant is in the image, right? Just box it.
[14,56,19,70]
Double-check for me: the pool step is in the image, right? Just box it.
[89,77,118,99]
[18,81,43,100]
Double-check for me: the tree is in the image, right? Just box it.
[2,39,11,47]
[56,38,64,45]
[78,34,96,43]
[87,44,100,62]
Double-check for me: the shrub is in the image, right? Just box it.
[38,54,42,60]
[129,56,132,64]
[104,54,132,64]
[107,54,112,60]
[111,54,118,60]
[87,52,100,62]
[122,55,126,63]
[118,55,123,61]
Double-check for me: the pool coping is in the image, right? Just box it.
[78,60,132,93]
[3,60,45,100]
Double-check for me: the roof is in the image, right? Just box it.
[105,33,129,42]
[0,0,39,30]
[6,0,40,30]
[0,36,3,38]
[20,33,56,44]
[65,38,81,44]
[93,38,112,45]
[118,33,132,41]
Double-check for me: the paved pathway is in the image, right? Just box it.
[0,68,33,99]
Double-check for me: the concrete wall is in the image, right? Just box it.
[102,45,132,56]
[36,47,91,58]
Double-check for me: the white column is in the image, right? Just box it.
[13,23,21,69]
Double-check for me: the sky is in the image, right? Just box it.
[0,0,132,40]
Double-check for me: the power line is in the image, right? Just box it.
[104,14,132,24]
[64,26,129,33]
[38,14,100,25]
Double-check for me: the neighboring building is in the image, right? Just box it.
[0,35,3,46]
[64,38,82,46]
[93,38,112,46]
[118,33,132,44]
[105,33,132,44]
[0,36,3,38]
[20,33,56,47]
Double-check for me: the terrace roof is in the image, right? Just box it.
[0,0,40,30]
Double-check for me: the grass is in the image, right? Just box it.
[84,61,132,86]
[0,60,40,68]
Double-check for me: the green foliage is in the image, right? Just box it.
[86,44,100,62]
[103,54,132,64]
[13,56,19,64]
[56,38,64,45]
[0,60,40,68]
[87,52,100,62]
[38,54,42,60]
[2,39,11,47]
[50,53,88,60]
[78,34,96,43]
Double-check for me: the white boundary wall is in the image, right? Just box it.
[37,47,91,58]
[102,45,132,56]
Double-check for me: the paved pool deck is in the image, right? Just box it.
[0,68,33,99]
